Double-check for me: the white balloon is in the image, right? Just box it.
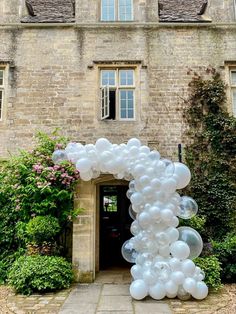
[192,281,208,300]
[173,162,191,189]
[76,158,92,172]
[169,258,181,271]
[95,138,112,152]
[149,206,161,220]
[161,209,174,223]
[183,277,197,294]
[159,245,170,257]
[182,259,196,277]
[165,280,178,295]
[143,269,157,285]
[170,241,190,260]
[130,280,148,300]
[127,138,141,148]
[161,178,177,194]
[139,175,151,187]
[149,283,166,300]
[133,164,146,177]
[150,178,162,190]
[177,286,191,300]
[171,271,185,285]
[166,292,177,298]
[138,212,151,229]
[130,192,143,206]
[167,227,179,243]
[131,265,142,280]
[79,171,92,181]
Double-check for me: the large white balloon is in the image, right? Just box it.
[178,227,203,259]
[173,162,191,189]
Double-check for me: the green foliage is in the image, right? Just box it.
[184,71,236,240]
[212,233,236,282]
[0,131,80,282]
[8,255,73,295]
[26,216,60,244]
[0,249,25,284]
[194,255,222,290]
[179,216,206,234]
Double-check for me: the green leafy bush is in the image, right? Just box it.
[184,71,236,240]
[8,255,73,295]
[26,216,60,244]
[194,256,222,290]
[0,131,81,282]
[0,249,25,284]
[179,216,206,234]
[212,233,236,282]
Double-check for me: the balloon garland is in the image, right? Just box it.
[52,138,208,300]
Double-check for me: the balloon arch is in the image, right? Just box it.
[52,138,208,301]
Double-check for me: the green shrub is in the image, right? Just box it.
[26,216,60,244]
[8,255,73,295]
[0,249,25,284]
[179,216,206,234]
[212,233,236,282]
[194,255,222,290]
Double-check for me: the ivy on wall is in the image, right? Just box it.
[183,69,236,240]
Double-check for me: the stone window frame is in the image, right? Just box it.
[0,65,7,121]
[100,0,134,22]
[100,67,136,121]
[225,63,236,117]
[234,0,236,20]
[230,68,236,116]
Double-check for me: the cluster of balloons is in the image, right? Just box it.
[52,138,208,301]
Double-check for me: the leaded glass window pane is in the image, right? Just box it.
[101,0,115,21]
[119,0,133,21]
[231,71,236,85]
[0,71,3,86]
[101,70,116,86]
[119,90,134,119]
[119,70,134,86]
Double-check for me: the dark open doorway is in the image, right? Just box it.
[99,185,132,270]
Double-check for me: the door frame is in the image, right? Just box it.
[95,176,128,272]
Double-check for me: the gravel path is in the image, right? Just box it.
[0,286,13,314]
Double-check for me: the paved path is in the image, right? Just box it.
[59,283,173,314]
[3,270,236,313]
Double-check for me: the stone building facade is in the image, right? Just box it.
[0,0,236,281]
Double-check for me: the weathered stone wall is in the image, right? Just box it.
[0,0,235,23]
[0,0,21,23]
[206,0,236,22]
[0,24,236,159]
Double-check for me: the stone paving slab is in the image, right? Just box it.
[134,302,173,314]
[102,284,130,296]
[97,295,134,312]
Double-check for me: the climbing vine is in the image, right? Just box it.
[183,69,236,240]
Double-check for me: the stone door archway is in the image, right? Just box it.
[72,175,129,282]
